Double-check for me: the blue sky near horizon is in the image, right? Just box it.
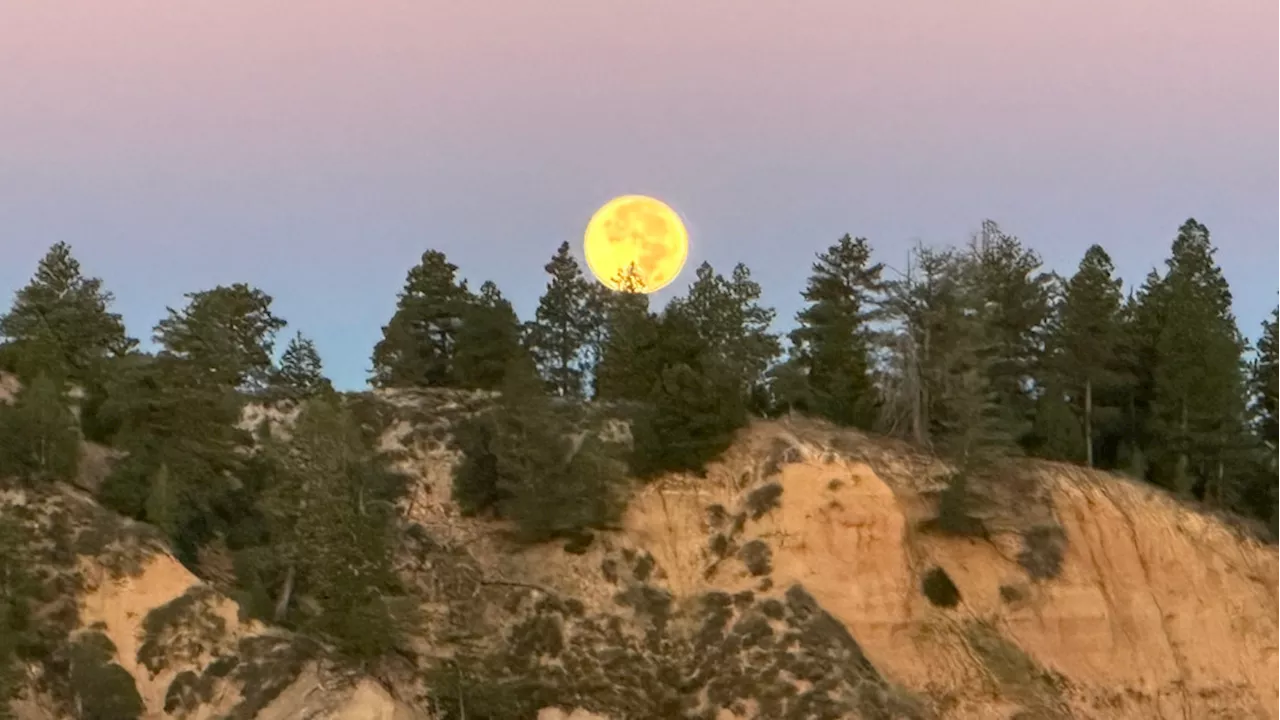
[2,1,1276,390]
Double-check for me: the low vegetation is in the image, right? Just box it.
[68,631,145,720]
[1018,525,1067,581]
[921,567,961,608]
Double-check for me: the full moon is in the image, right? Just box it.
[583,195,689,293]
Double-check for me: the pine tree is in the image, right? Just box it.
[580,281,615,396]
[143,463,179,539]
[928,264,1012,466]
[261,398,403,657]
[879,245,1015,462]
[153,283,287,392]
[370,250,471,388]
[454,281,532,391]
[666,262,780,401]
[453,365,625,541]
[1043,245,1127,466]
[1252,307,1278,449]
[964,220,1055,446]
[0,373,81,484]
[1136,220,1250,501]
[0,242,136,384]
[273,332,333,400]
[0,516,37,718]
[96,355,249,559]
[528,242,597,398]
[593,273,660,402]
[788,235,885,428]
[764,356,812,417]
[629,309,748,477]
[1242,307,1279,530]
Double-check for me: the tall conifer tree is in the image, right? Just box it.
[789,235,885,428]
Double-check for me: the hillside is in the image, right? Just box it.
[2,389,1275,720]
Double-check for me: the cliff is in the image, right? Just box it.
[3,389,1275,719]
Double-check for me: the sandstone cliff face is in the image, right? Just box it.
[4,390,1275,720]
[421,416,1275,720]
[604,421,1278,719]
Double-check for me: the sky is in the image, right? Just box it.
[1,1,1276,390]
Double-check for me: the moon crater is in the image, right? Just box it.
[583,195,689,293]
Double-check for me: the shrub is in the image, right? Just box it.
[737,539,772,576]
[931,471,986,537]
[921,567,961,608]
[1018,524,1066,580]
[745,482,784,520]
[68,632,144,720]
[999,584,1025,604]
[137,586,225,674]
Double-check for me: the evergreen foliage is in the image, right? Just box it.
[788,235,885,429]
[629,309,749,477]
[666,262,781,400]
[453,362,626,541]
[370,250,472,388]
[527,242,599,398]
[257,397,408,658]
[453,281,532,391]
[1132,220,1251,501]
[153,283,287,393]
[1036,245,1127,465]
[0,242,136,385]
[963,221,1055,446]
[0,373,81,484]
[272,332,333,401]
[96,355,250,560]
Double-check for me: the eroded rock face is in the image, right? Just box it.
[0,485,425,720]
[410,419,1276,720]
[4,396,1276,720]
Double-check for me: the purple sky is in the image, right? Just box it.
[2,1,1276,389]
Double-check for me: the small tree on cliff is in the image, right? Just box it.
[789,235,885,429]
[528,242,598,397]
[0,373,81,484]
[370,250,472,388]
[0,242,136,385]
[453,360,626,542]
[272,332,334,400]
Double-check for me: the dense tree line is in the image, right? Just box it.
[0,219,1276,705]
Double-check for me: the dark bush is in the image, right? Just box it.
[745,482,783,520]
[921,567,961,608]
[999,584,1025,604]
[931,471,986,537]
[1018,524,1066,580]
[69,632,144,720]
[452,373,627,542]
[737,539,773,576]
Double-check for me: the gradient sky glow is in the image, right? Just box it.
[2,1,1276,389]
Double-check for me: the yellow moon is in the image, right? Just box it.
[583,195,689,293]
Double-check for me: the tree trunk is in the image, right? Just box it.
[273,564,295,623]
[918,325,931,446]
[1084,378,1094,468]
[1175,401,1191,496]
[1213,457,1224,507]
